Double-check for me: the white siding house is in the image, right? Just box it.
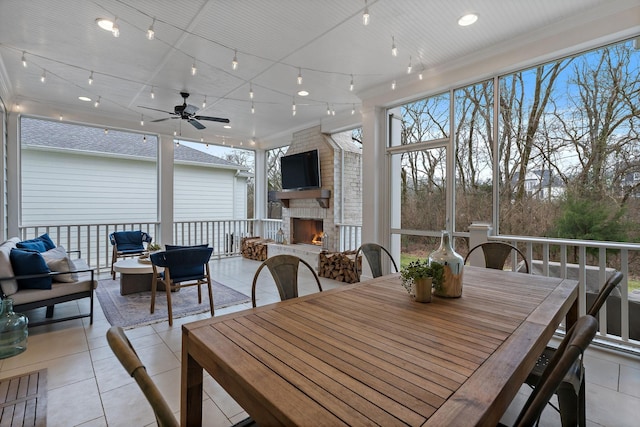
[20,118,250,226]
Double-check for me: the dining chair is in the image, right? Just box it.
[110,230,153,279]
[354,242,399,281]
[106,326,179,427]
[149,246,214,326]
[505,315,598,427]
[525,271,624,426]
[251,254,322,307]
[464,241,529,273]
[108,326,258,427]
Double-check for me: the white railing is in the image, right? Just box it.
[337,223,362,251]
[19,222,159,274]
[486,235,640,352]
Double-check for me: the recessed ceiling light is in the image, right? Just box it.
[458,13,478,27]
[297,90,309,97]
[224,125,231,129]
[96,18,114,31]
[78,96,92,102]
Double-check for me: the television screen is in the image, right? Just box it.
[280,149,321,190]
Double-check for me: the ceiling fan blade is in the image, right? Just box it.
[184,104,199,115]
[194,115,230,123]
[138,105,175,115]
[150,117,172,123]
[188,119,206,129]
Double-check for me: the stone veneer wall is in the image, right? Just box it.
[281,126,361,252]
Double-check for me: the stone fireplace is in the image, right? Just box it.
[291,218,324,245]
[269,125,362,268]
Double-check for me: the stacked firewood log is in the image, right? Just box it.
[241,237,273,261]
[318,250,361,283]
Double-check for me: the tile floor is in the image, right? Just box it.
[0,256,638,426]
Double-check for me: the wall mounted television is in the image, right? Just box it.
[280,149,321,190]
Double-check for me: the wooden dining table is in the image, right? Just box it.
[181,265,578,426]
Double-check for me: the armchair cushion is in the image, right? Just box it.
[150,247,213,284]
[165,244,208,251]
[9,248,52,290]
[112,231,147,253]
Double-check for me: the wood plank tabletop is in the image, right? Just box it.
[181,266,578,426]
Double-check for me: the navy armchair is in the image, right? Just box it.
[110,230,153,279]
[149,246,214,326]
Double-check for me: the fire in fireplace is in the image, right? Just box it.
[291,218,323,245]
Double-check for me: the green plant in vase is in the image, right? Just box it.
[400,259,444,297]
[146,242,162,252]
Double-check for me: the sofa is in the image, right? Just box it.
[0,234,97,327]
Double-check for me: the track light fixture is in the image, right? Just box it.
[191,59,197,76]
[297,68,303,85]
[88,71,94,85]
[147,18,155,40]
[249,83,254,99]
[21,51,27,68]
[251,102,255,114]
[232,50,238,70]
[94,96,101,108]
[391,36,397,56]
[202,96,207,108]
[363,0,370,25]
[350,74,354,91]
[292,98,296,116]
[150,86,155,99]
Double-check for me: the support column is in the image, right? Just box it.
[467,222,493,267]
[158,135,174,246]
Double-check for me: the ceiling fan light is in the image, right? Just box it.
[458,13,478,26]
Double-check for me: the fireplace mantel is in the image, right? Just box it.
[276,189,331,208]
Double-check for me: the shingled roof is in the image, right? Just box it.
[20,117,245,169]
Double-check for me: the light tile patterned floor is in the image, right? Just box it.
[0,256,638,426]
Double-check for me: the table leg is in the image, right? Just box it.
[181,334,203,427]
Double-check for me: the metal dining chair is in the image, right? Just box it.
[505,315,598,427]
[525,271,624,426]
[251,254,322,307]
[107,326,179,427]
[354,243,399,281]
[464,241,529,273]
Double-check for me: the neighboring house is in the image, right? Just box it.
[19,117,251,225]
[621,171,640,198]
[513,170,565,200]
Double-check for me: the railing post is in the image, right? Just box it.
[467,222,493,267]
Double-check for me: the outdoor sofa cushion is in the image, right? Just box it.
[10,248,52,290]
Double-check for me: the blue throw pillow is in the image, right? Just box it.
[165,244,209,251]
[17,233,56,252]
[9,248,52,290]
[17,240,47,252]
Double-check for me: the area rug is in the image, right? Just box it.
[95,279,250,328]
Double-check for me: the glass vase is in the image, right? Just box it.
[0,298,28,359]
[429,230,464,298]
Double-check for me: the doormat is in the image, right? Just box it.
[95,278,250,328]
[0,368,47,427]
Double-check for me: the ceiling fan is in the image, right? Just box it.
[139,92,229,129]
